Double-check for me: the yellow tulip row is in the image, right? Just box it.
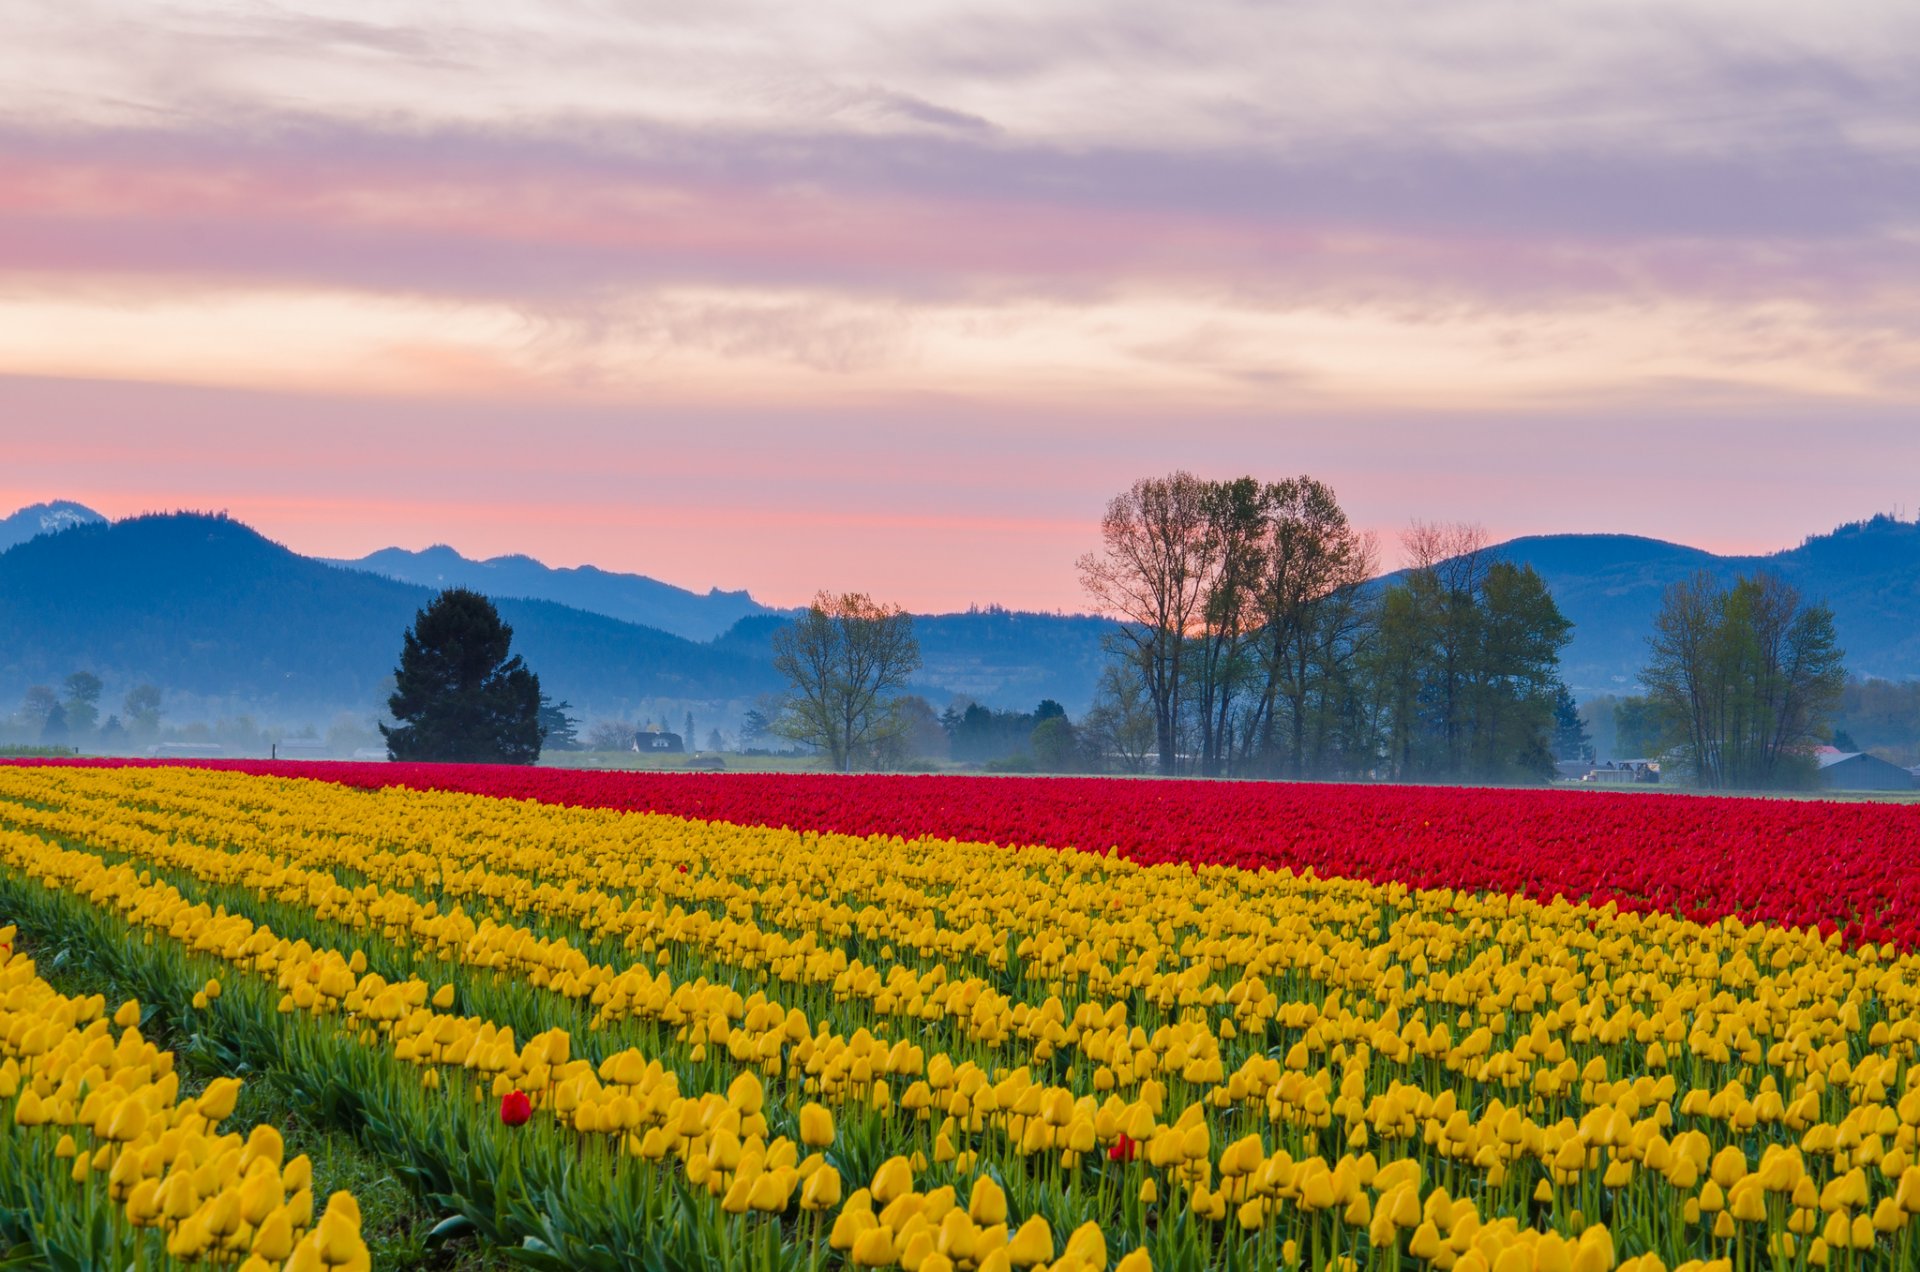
[0,925,367,1271]
[7,767,1920,1269]
[0,812,1168,1271]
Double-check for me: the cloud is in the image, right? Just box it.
[0,1,1914,431]
[0,113,1914,311]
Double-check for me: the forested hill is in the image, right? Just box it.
[0,514,779,717]
[1488,517,1920,694]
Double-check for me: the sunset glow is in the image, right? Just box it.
[5,0,1918,609]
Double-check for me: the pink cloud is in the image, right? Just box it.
[1,120,1913,322]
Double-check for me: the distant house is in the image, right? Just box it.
[1814,746,1914,791]
[633,730,685,754]
[149,742,225,760]
[1584,759,1659,785]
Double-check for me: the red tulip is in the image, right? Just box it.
[500,1090,532,1126]
[1108,1133,1136,1163]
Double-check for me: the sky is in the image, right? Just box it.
[2,0,1917,611]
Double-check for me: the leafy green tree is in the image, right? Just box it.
[124,685,162,740]
[1030,715,1080,772]
[1643,571,1844,788]
[1611,695,1677,759]
[382,588,544,764]
[873,695,948,769]
[62,672,102,736]
[1368,536,1571,782]
[18,686,57,732]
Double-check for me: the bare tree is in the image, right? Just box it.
[584,719,639,751]
[1077,473,1214,774]
[772,591,921,771]
[1081,662,1157,774]
[1189,478,1267,775]
[1643,571,1718,779]
[1247,478,1374,775]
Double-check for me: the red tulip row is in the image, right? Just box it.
[13,758,1919,949]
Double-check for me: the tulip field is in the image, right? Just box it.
[4,763,1920,1271]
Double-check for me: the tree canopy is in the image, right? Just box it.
[1642,571,1844,788]
[382,588,544,764]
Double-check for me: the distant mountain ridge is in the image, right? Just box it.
[8,504,1920,723]
[0,513,779,720]
[0,510,1114,724]
[0,500,105,552]
[1478,517,1920,695]
[329,544,776,642]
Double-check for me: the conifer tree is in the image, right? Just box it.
[382,589,544,763]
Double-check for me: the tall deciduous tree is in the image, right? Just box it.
[1249,477,1375,776]
[1643,571,1844,788]
[1077,472,1214,775]
[1186,477,1266,775]
[18,685,57,732]
[382,588,544,764]
[62,671,102,736]
[772,591,920,771]
[1369,544,1571,782]
[123,684,162,740]
[1078,483,1573,783]
[1081,662,1157,774]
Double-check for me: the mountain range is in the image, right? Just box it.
[1492,517,1920,696]
[5,502,1920,728]
[0,509,1111,725]
[328,544,774,642]
[0,500,106,553]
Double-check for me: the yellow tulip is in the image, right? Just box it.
[799,1102,835,1148]
[1006,1215,1053,1267]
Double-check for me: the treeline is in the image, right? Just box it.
[2,673,161,749]
[1078,473,1575,782]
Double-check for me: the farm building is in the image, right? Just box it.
[633,730,685,754]
[1585,759,1660,785]
[1815,747,1914,791]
